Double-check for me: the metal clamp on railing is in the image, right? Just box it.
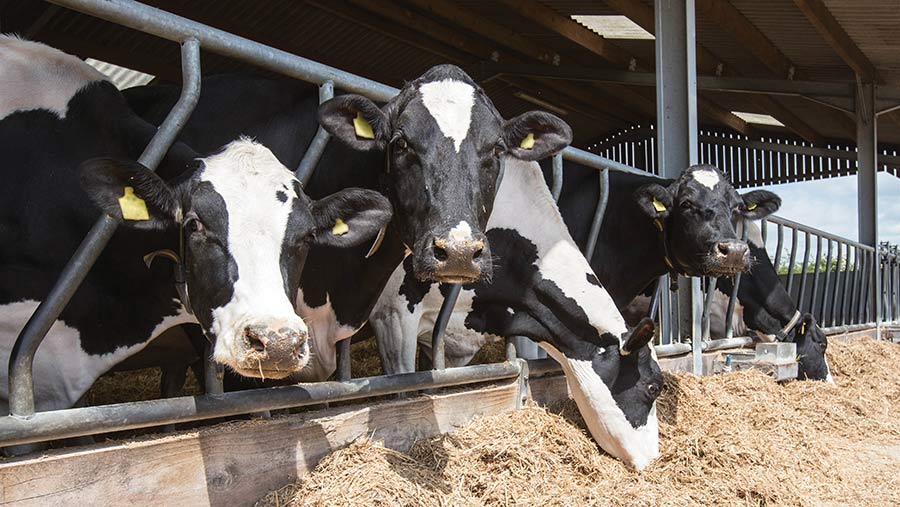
[7,38,202,418]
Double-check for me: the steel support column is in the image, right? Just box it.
[656,0,702,373]
[857,80,881,338]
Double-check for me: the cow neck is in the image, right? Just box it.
[651,216,688,280]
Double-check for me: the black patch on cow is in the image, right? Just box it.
[399,256,434,312]
[276,190,288,203]
[586,272,602,287]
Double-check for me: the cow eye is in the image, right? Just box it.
[680,200,694,210]
[648,383,661,397]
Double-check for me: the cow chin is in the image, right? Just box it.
[540,344,660,471]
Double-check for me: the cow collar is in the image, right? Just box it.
[143,221,193,316]
[775,310,802,342]
[652,217,687,278]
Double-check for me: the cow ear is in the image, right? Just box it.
[503,111,572,161]
[741,190,780,220]
[79,158,178,231]
[318,95,390,151]
[621,317,655,356]
[310,188,393,248]
[634,183,673,220]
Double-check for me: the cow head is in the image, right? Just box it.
[318,64,572,284]
[80,139,392,379]
[634,164,780,276]
[785,314,833,383]
[541,318,662,470]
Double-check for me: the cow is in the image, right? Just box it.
[0,36,392,412]
[374,162,781,371]
[620,220,833,383]
[124,72,666,469]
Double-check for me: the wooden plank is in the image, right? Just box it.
[792,0,876,81]
[0,382,520,507]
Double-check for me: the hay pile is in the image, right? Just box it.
[258,337,900,507]
[85,367,202,406]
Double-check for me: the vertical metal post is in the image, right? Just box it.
[8,38,202,418]
[295,80,334,185]
[656,0,700,373]
[431,284,462,370]
[336,339,351,381]
[550,153,564,201]
[204,344,225,396]
[857,80,880,336]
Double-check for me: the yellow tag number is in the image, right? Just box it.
[747,203,758,211]
[519,132,535,149]
[332,218,350,236]
[651,198,667,213]
[353,112,375,140]
[118,186,149,221]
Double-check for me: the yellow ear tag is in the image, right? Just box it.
[747,203,758,211]
[332,218,350,236]
[519,132,535,149]
[800,322,807,335]
[651,198,667,213]
[353,112,375,140]
[118,186,149,221]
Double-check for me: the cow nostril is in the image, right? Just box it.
[472,247,483,260]
[434,245,448,262]
[244,329,266,352]
[717,242,731,256]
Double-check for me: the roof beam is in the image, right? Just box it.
[341,0,637,123]
[694,0,796,80]
[603,0,824,144]
[792,0,876,81]
[489,0,751,135]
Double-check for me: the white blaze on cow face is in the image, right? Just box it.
[692,168,721,190]
[0,35,107,120]
[540,343,660,470]
[448,220,474,243]
[419,79,476,152]
[199,140,308,376]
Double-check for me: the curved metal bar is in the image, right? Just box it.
[583,168,610,260]
[821,239,833,320]
[774,224,785,274]
[786,227,799,296]
[797,231,811,312]
[8,38,202,418]
[296,80,334,185]
[550,153,564,201]
[724,220,750,340]
[431,284,462,370]
[702,277,717,341]
[831,241,844,327]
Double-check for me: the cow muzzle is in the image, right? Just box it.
[233,323,309,379]
[707,240,750,275]
[416,230,491,284]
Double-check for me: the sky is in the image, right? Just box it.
[756,172,900,246]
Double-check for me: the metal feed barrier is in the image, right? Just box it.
[0,0,652,448]
[4,0,891,449]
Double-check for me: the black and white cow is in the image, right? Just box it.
[125,72,669,469]
[125,67,572,381]
[0,37,392,411]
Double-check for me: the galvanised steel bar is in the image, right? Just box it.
[841,245,854,325]
[551,153,563,201]
[337,339,352,381]
[857,80,881,336]
[849,247,861,324]
[583,168,610,260]
[724,220,750,340]
[8,38,202,418]
[204,343,225,396]
[702,276,717,341]
[822,239,834,320]
[431,283,462,371]
[809,235,822,314]
[774,224,785,274]
[797,231,811,313]
[296,80,334,185]
[786,227,799,296]
[831,241,844,327]
[857,251,870,323]
[48,0,399,101]
[0,361,522,447]
[767,215,876,251]
[761,219,768,246]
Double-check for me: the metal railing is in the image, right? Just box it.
[1,0,648,448]
[590,125,900,186]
